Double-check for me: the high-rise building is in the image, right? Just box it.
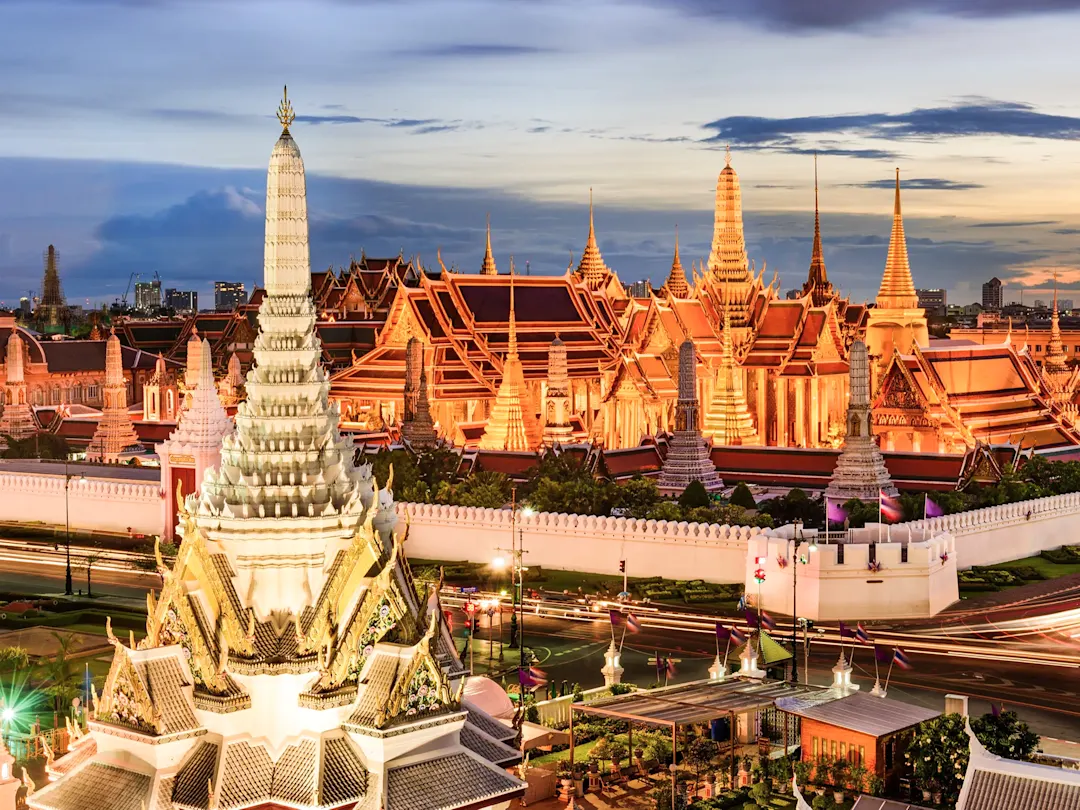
[982,277,1003,311]
[785,288,802,300]
[1061,299,1074,312]
[18,297,29,316]
[134,279,162,312]
[164,288,198,313]
[625,279,651,298]
[214,280,247,311]
[916,288,946,317]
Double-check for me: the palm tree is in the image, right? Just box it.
[43,633,78,714]
[83,549,105,597]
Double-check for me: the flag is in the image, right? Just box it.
[715,623,730,642]
[625,612,642,633]
[855,623,871,644]
[609,610,623,629]
[655,656,666,680]
[744,609,759,630]
[874,644,893,664]
[529,665,548,685]
[826,497,848,525]
[924,494,945,519]
[760,611,777,632]
[665,657,677,677]
[880,490,903,523]
[730,626,747,645]
[893,648,912,670]
[838,621,856,640]
[518,668,538,688]
[991,702,1002,718]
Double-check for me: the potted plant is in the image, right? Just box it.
[814,754,831,795]
[867,774,885,797]
[793,759,814,792]
[829,757,849,804]
[589,736,611,772]
[573,764,585,797]
[849,763,868,797]
[610,740,628,777]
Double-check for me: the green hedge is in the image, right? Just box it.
[0,609,144,632]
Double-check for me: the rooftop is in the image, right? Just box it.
[776,690,940,737]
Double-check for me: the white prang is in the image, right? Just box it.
[195,120,371,619]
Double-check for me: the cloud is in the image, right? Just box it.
[661,0,1080,31]
[701,99,1080,158]
[1052,228,1080,235]
[422,44,555,58]
[968,220,1061,228]
[844,177,983,191]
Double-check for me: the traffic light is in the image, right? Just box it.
[618,560,625,573]
[754,568,766,583]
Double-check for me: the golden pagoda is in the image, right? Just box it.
[480,215,498,276]
[702,309,760,446]
[660,227,690,299]
[477,266,542,451]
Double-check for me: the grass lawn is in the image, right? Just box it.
[985,555,1080,578]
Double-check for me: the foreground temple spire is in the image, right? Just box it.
[802,155,835,306]
[87,329,142,462]
[31,89,525,810]
[478,266,542,450]
[826,339,897,501]
[0,330,35,441]
[401,336,437,448]
[707,147,751,285]
[661,226,690,299]
[702,309,760,446]
[1047,274,1067,373]
[480,214,498,275]
[659,338,724,493]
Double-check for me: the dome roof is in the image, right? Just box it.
[463,676,515,719]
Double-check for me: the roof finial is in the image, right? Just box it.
[725,144,732,167]
[589,187,595,234]
[277,85,295,132]
[894,167,902,217]
[481,213,497,275]
[674,224,680,259]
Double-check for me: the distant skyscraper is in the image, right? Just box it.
[134,279,162,312]
[916,288,946,317]
[164,288,198,313]
[18,298,30,316]
[625,279,651,298]
[215,280,247,311]
[1061,299,1074,312]
[982,277,1003,311]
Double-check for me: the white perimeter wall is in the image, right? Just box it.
[398,502,757,583]
[0,470,162,536]
[898,492,1080,568]
[745,528,959,621]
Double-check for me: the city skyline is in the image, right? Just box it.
[6,0,1080,306]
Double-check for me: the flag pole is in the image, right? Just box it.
[619,620,628,654]
[722,633,732,672]
[884,655,896,692]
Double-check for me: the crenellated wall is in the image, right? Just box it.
[745,528,959,620]
[398,502,761,583]
[894,492,1080,567]
[0,468,163,536]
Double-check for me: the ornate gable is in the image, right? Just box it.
[98,641,165,735]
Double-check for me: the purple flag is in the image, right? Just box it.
[744,609,759,630]
[838,621,856,640]
[826,497,848,525]
[924,494,945,519]
[609,610,622,629]
[715,623,730,642]
[874,644,893,664]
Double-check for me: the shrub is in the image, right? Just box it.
[609,682,632,695]
[730,482,757,510]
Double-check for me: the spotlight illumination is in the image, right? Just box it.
[1,708,15,723]
[522,507,535,518]
[491,556,507,570]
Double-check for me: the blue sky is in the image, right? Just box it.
[4,0,1080,309]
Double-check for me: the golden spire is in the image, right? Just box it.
[481,213,498,275]
[277,85,296,133]
[876,167,919,310]
[725,144,732,167]
[803,153,834,306]
[663,225,690,298]
[508,259,518,359]
[1048,270,1067,371]
[577,187,610,285]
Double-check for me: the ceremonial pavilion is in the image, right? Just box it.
[27,92,526,810]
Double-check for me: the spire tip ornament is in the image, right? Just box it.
[277,85,296,132]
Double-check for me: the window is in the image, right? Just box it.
[859,746,866,766]
[840,742,847,761]
[812,737,819,757]
[831,740,837,759]
[1036,345,1043,352]
[885,740,894,770]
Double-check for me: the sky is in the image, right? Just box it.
[5,0,1080,309]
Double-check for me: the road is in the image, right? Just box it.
[3,537,1079,739]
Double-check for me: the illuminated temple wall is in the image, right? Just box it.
[398,501,757,583]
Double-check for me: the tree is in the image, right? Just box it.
[0,646,29,671]
[616,476,660,519]
[678,480,711,509]
[730,482,757,510]
[83,548,105,598]
[973,710,1039,761]
[686,735,715,783]
[43,632,78,713]
[647,501,684,522]
[906,713,970,806]
[130,539,178,585]
[444,470,512,508]
[1,433,70,460]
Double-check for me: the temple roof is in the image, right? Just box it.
[385,751,523,810]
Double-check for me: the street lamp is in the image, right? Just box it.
[63,459,86,597]
[790,519,817,684]
[496,488,532,669]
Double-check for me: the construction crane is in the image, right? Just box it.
[119,272,141,308]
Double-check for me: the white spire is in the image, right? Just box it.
[263,86,312,297]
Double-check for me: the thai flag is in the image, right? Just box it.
[665,657,677,677]
[760,611,777,632]
[625,612,641,633]
[893,648,912,670]
[924,494,945,519]
[880,490,903,524]
[518,668,537,688]
[826,497,848,525]
[715,623,730,642]
[855,623,871,644]
[730,626,747,645]
[529,666,548,685]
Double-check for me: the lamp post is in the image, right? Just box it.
[790,519,817,684]
[494,489,532,669]
[63,460,85,596]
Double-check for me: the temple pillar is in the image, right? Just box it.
[776,378,787,447]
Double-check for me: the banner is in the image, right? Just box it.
[880,490,903,524]
[924,494,945,519]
